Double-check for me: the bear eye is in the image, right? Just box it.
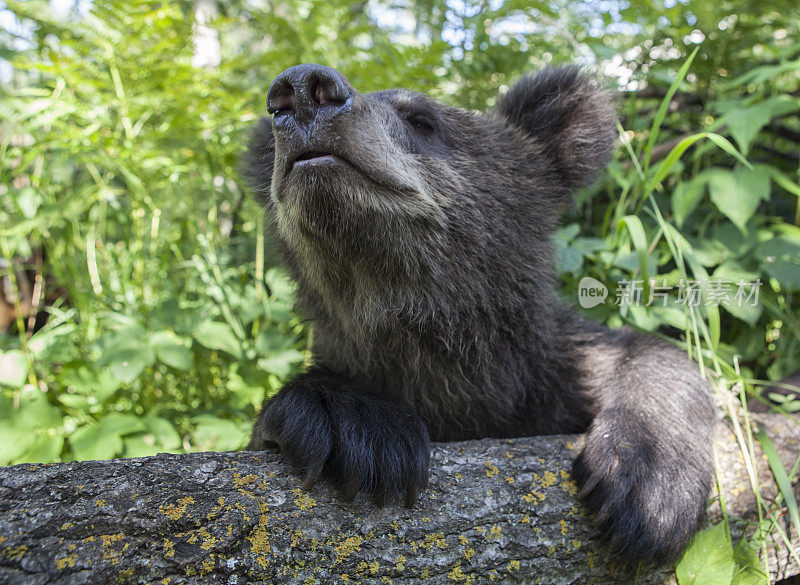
[404,112,436,133]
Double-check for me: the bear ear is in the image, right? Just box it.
[242,117,275,206]
[495,67,616,190]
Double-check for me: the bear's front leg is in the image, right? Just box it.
[248,368,431,507]
[569,329,715,564]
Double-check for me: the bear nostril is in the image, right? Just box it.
[267,82,295,114]
[312,80,326,105]
[311,77,347,107]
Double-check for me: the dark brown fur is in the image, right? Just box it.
[244,64,715,563]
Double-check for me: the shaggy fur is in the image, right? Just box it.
[244,63,715,564]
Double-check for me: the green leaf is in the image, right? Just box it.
[762,259,800,291]
[122,436,160,458]
[711,263,763,326]
[69,423,123,461]
[99,412,146,437]
[617,215,652,300]
[97,341,156,384]
[705,134,753,169]
[754,427,800,541]
[265,267,297,302]
[731,538,768,585]
[643,47,699,171]
[671,175,707,228]
[191,415,250,451]
[16,435,64,464]
[14,187,41,219]
[193,321,243,359]
[0,419,35,464]
[0,350,28,388]
[58,364,123,404]
[28,323,79,363]
[719,95,800,154]
[707,167,771,234]
[676,523,735,585]
[645,132,751,197]
[150,330,193,370]
[142,415,181,450]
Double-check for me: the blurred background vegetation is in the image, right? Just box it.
[1,0,799,577]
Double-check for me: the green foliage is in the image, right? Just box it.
[676,523,768,585]
[1,1,799,578]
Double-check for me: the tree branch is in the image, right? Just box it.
[0,414,798,584]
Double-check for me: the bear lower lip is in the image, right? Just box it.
[292,153,346,168]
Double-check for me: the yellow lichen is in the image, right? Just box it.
[100,533,125,564]
[484,462,499,478]
[540,471,557,488]
[160,496,194,520]
[507,560,520,571]
[199,527,216,550]
[333,535,362,564]
[163,539,175,559]
[292,488,317,511]
[200,555,215,576]
[559,519,568,536]
[55,554,77,570]
[420,532,448,550]
[247,515,273,569]
[448,564,467,582]
[232,472,258,488]
[522,490,545,504]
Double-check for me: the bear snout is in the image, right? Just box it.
[268,63,355,126]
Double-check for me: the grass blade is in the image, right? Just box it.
[754,426,800,539]
[642,47,699,172]
[618,215,651,301]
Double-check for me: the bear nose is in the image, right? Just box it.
[267,64,354,124]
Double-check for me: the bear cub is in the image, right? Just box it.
[244,63,715,563]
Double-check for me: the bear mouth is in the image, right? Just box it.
[291,152,351,170]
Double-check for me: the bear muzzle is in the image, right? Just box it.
[268,64,359,175]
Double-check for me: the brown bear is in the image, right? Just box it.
[244,63,715,563]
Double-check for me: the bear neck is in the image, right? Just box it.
[283,240,584,440]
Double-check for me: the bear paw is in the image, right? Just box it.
[250,374,430,507]
[572,421,711,564]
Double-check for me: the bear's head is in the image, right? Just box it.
[245,64,615,309]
